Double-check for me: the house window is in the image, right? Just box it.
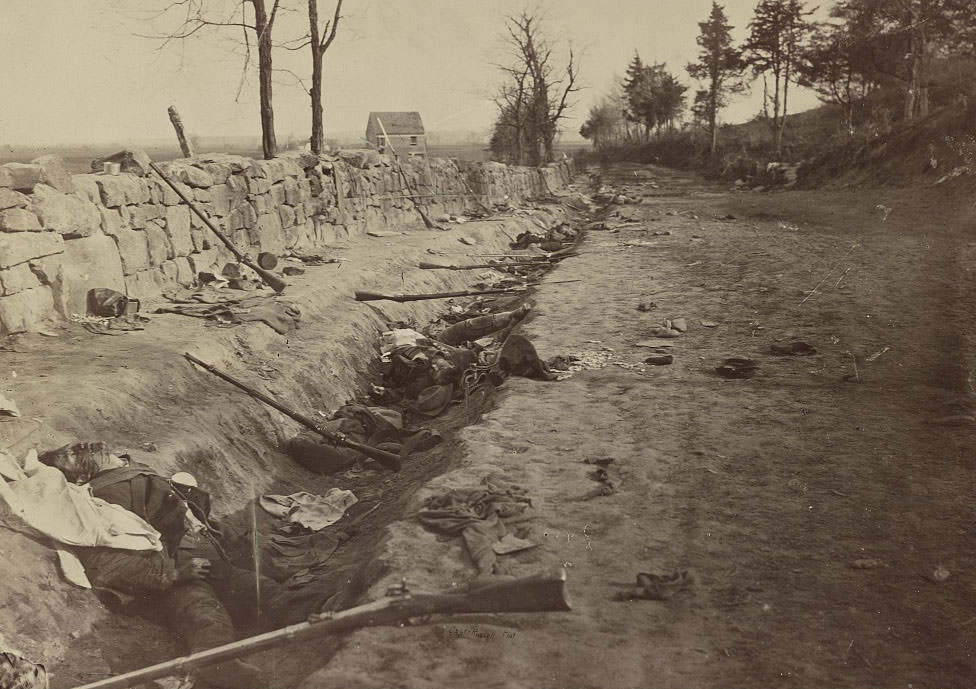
[410,136,418,146]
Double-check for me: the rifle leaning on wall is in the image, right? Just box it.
[149,161,287,293]
[70,568,572,689]
[184,353,402,471]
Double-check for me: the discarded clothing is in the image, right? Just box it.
[155,294,300,334]
[417,479,534,575]
[268,530,340,570]
[0,449,162,551]
[57,549,91,588]
[259,489,357,532]
[87,287,140,318]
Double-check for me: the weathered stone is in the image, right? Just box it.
[278,204,296,228]
[283,177,301,205]
[96,176,127,207]
[0,189,29,210]
[31,155,75,193]
[190,227,206,252]
[0,263,40,296]
[174,256,194,287]
[297,178,311,202]
[247,175,271,195]
[123,269,166,301]
[143,203,162,221]
[193,187,212,203]
[31,186,101,237]
[251,193,270,215]
[295,203,307,226]
[122,204,148,230]
[91,149,152,177]
[0,163,43,192]
[98,207,124,237]
[164,205,193,257]
[197,161,233,185]
[229,203,257,231]
[269,182,286,206]
[71,174,102,205]
[113,228,150,275]
[0,207,42,232]
[188,248,218,275]
[0,231,64,270]
[151,177,191,206]
[209,184,231,216]
[159,161,213,189]
[124,177,151,205]
[159,260,179,285]
[0,285,54,334]
[32,234,125,317]
[144,222,172,264]
[252,212,284,253]
[282,150,321,170]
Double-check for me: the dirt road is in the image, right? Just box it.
[303,164,976,689]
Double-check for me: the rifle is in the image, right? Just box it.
[150,162,286,293]
[354,279,580,303]
[184,353,402,471]
[418,260,550,271]
[376,117,436,230]
[71,568,571,689]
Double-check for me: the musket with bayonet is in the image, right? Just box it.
[70,568,571,689]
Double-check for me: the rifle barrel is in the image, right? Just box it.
[70,569,570,689]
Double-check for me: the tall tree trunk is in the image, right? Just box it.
[252,0,277,159]
[308,0,324,154]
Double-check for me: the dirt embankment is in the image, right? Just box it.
[0,205,571,688]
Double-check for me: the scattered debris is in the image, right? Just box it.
[849,558,885,570]
[700,320,719,328]
[0,393,19,418]
[636,301,657,312]
[715,358,759,379]
[614,570,697,601]
[864,346,890,363]
[770,340,818,356]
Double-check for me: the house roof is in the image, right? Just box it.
[367,111,425,135]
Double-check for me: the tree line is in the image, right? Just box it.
[580,0,976,158]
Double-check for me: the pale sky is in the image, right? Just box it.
[0,1,825,146]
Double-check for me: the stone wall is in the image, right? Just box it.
[0,151,573,334]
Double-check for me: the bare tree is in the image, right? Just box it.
[490,11,580,166]
[134,0,284,159]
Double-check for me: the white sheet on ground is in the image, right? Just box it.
[259,488,357,531]
[0,449,161,551]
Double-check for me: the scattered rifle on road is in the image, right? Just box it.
[418,259,552,271]
[184,353,402,471]
[355,279,580,303]
[70,568,572,689]
[149,161,286,293]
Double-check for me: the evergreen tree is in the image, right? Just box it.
[686,2,747,153]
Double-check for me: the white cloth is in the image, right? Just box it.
[0,449,161,551]
[259,488,358,531]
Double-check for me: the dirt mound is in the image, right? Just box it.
[797,102,976,188]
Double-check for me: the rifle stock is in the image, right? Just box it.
[184,353,401,471]
[355,286,522,303]
[150,162,286,293]
[70,568,571,689]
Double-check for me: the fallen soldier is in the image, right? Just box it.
[39,442,292,689]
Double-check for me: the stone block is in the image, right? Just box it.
[269,182,286,206]
[113,228,150,275]
[0,189,29,210]
[151,177,191,206]
[159,260,179,285]
[31,155,75,193]
[174,256,194,287]
[72,174,102,205]
[31,187,101,237]
[297,178,311,203]
[295,203,307,226]
[91,149,152,177]
[96,176,127,207]
[228,203,256,231]
[0,163,43,192]
[283,177,301,205]
[247,174,271,195]
[0,207,41,232]
[0,285,54,334]
[0,231,63,269]
[31,234,125,317]
[144,222,172,264]
[282,150,320,170]
[0,263,40,296]
[193,187,212,203]
[251,193,270,215]
[253,212,284,253]
[164,205,193,257]
[198,161,233,185]
[278,204,296,228]
[210,184,231,216]
[98,207,123,237]
[144,204,162,221]
[120,204,147,230]
[189,248,219,275]
[123,269,166,301]
[124,177,151,205]
[157,161,213,189]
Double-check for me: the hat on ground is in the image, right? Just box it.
[171,471,198,488]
